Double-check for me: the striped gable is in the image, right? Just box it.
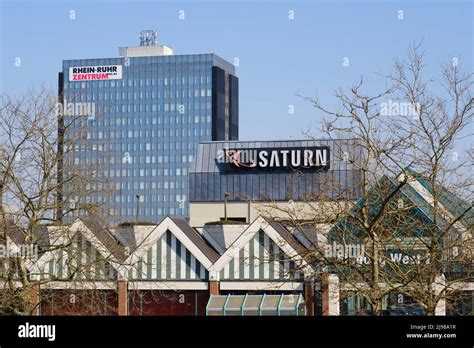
[40,233,117,281]
[125,217,218,282]
[219,230,303,281]
[129,230,209,281]
[210,217,313,282]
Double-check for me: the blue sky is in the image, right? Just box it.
[1,0,473,141]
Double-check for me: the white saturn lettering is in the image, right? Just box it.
[217,147,329,169]
[18,322,56,342]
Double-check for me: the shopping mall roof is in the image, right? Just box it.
[206,294,306,316]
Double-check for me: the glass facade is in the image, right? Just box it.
[60,53,238,224]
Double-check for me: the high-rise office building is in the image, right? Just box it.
[58,31,238,224]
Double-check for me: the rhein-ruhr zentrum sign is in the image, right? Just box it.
[68,65,123,81]
[216,147,330,172]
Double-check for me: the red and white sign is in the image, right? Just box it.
[68,65,122,81]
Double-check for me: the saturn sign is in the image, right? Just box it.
[216,147,330,171]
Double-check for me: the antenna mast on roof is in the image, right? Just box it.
[139,30,158,46]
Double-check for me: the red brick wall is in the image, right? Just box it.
[40,289,118,316]
[128,290,209,316]
[209,281,219,296]
[118,280,128,316]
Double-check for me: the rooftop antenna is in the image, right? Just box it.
[139,30,158,46]
[135,194,140,222]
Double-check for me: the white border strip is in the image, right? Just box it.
[128,281,209,290]
[220,281,303,291]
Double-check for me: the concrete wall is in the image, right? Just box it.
[189,200,348,227]
[118,45,174,57]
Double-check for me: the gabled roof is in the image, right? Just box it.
[30,217,125,280]
[209,216,315,278]
[197,224,247,254]
[125,216,220,270]
[112,226,138,250]
[4,219,25,246]
[328,171,472,240]
[414,176,473,230]
[80,217,127,263]
[288,224,329,251]
[268,221,308,256]
[400,180,450,227]
[169,217,220,264]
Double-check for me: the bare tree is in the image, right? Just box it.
[0,87,120,315]
[267,44,474,315]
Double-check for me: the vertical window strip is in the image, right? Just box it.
[249,236,255,279]
[156,238,162,280]
[185,249,192,280]
[57,249,63,278]
[229,255,235,280]
[161,235,167,279]
[166,231,172,279]
[258,231,264,280]
[180,242,186,280]
[263,234,270,279]
[170,233,177,279]
[190,254,196,280]
[146,248,152,280]
[194,256,201,280]
[238,248,245,280]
